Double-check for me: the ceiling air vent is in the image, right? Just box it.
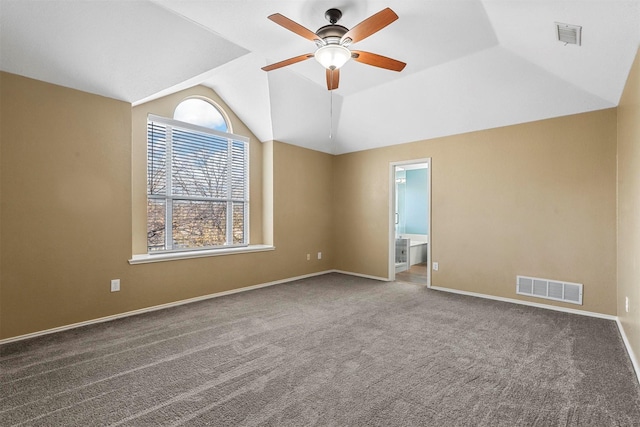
[555,22,582,46]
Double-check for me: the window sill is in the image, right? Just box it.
[128,244,275,265]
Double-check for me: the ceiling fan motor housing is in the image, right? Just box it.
[316,24,348,44]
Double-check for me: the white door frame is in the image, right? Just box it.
[388,158,432,287]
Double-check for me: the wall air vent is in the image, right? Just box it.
[517,275,583,305]
[555,22,582,46]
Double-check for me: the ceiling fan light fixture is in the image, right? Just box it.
[315,44,351,70]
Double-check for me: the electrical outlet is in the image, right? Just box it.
[432,262,439,271]
[318,252,322,260]
[110,279,120,292]
[306,254,310,261]
[625,296,629,313]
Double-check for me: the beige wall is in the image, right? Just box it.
[1,72,133,338]
[0,73,333,339]
[617,47,640,363]
[334,109,618,315]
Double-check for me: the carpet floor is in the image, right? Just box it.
[1,273,639,426]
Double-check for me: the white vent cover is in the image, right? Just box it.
[517,275,583,305]
[555,22,582,46]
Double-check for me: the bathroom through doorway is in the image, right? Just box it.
[389,158,431,287]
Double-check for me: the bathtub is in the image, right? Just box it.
[409,240,428,266]
[397,234,428,267]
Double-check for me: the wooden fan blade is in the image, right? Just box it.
[341,8,398,45]
[262,54,314,71]
[351,51,406,72]
[268,13,321,43]
[326,68,340,90]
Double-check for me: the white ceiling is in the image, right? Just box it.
[1,0,638,154]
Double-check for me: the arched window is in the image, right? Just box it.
[173,98,230,133]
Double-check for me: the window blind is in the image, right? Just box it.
[147,114,249,253]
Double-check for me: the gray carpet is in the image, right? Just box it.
[1,273,639,426]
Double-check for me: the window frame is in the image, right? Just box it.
[146,113,250,255]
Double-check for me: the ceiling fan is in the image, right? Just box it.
[261,7,406,91]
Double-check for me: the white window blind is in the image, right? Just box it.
[147,114,249,253]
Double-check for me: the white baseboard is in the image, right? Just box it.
[0,270,334,346]
[331,269,390,282]
[430,286,617,320]
[616,319,640,385]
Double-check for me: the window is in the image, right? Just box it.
[146,110,249,253]
[173,98,230,133]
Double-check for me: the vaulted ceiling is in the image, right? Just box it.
[1,0,638,154]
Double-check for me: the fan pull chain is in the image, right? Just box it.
[329,87,333,139]
[329,72,333,139]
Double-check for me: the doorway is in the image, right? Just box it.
[388,159,431,287]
